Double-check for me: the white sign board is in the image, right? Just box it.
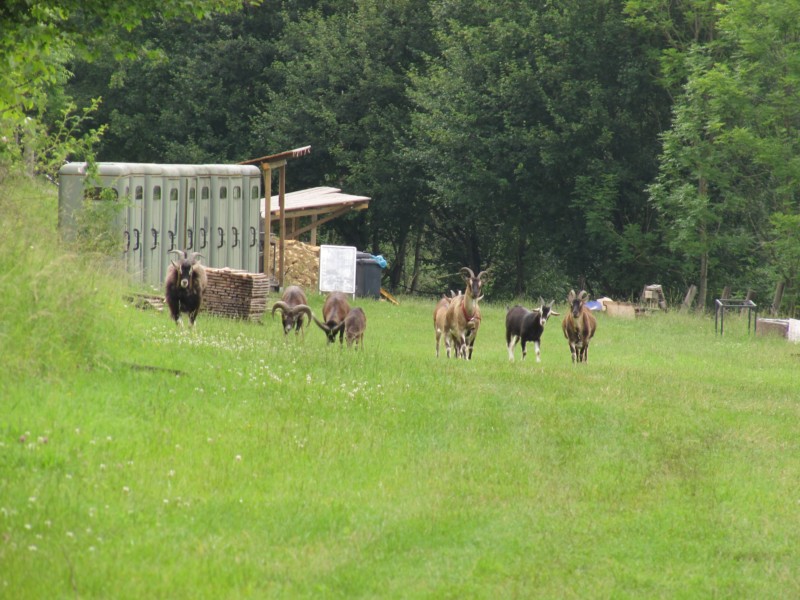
[319,245,357,295]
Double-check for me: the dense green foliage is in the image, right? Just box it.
[3,177,800,597]
[2,0,800,310]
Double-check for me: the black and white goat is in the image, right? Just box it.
[271,285,313,336]
[562,289,597,363]
[444,267,488,359]
[312,292,350,344]
[165,249,207,327]
[505,299,559,362]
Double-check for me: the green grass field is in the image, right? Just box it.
[2,179,800,598]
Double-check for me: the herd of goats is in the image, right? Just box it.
[165,250,598,362]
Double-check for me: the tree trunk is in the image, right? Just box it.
[514,235,526,297]
[387,233,408,291]
[697,177,709,312]
[409,226,424,294]
[698,250,708,313]
[771,280,785,316]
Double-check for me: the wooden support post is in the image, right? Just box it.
[310,214,318,246]
[721,286,731,300]
[261,164,272,277]
[278,163,286,288]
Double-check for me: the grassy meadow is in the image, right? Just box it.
[2,178,800,598]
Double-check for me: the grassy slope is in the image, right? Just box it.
[2,180,800,598]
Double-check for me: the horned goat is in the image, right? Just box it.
[271,285,313,337]
[505,298,559,362]
[344,307,367,349]
[312,292,350,345]
[165,249,207,327]
[444,267,488,359]
[562,289,597,363]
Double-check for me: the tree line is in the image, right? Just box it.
[2,0,799,311]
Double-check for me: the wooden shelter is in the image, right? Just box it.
[240,146,371,288]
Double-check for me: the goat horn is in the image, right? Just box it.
[459,267,475,279]
[312,314,332,332]
[579,290,589,300]
[271,301,290,316]
[189,252,205,264]
[477,270,489,280]
[169,249,187,259]
[331,321,346,334]
[538,296,545,306]
[292,305,314,326]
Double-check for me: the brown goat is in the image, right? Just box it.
[312,292,350,344]
[344,307,367,349]
[433,292,455,357]
[444,267,488,359]
[271,285,313,336]
[562,289,597,363]
[165,250,207,327]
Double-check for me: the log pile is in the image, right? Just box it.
[281,239,320,291]
[203,267,271,321]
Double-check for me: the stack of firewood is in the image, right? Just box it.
[203,267,271,321]
[281,239,320,291]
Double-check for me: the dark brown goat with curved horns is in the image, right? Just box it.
[444,267,488,359]
[271,285,313,336]
[505,298,560,362]
[165,249,208,327]
[312,292,351,344]
[562,289,597,363]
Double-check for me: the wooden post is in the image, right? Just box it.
[310,214,318,246]
[261,164,272,277]
[278,163,286,288]
[721,286,731,300]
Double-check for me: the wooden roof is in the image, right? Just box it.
[239,145,312,166]
[261,186,371,219]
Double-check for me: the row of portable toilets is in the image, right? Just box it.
[58,163,264,287]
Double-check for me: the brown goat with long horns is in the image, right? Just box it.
[312,292,351,345]
[271,286,313,337]
[444,267,488,359]
[562,289,597,363]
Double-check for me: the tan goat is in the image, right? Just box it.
[444,267,488,359]
[562,289,597,363]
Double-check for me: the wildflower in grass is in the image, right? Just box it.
[28,545,37,552]
[24,523,31,530]
[168,470,175,477]
[122,487,129,494]
[66,531,74,538]
[28,497,36,503]
[235,455,242,462]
